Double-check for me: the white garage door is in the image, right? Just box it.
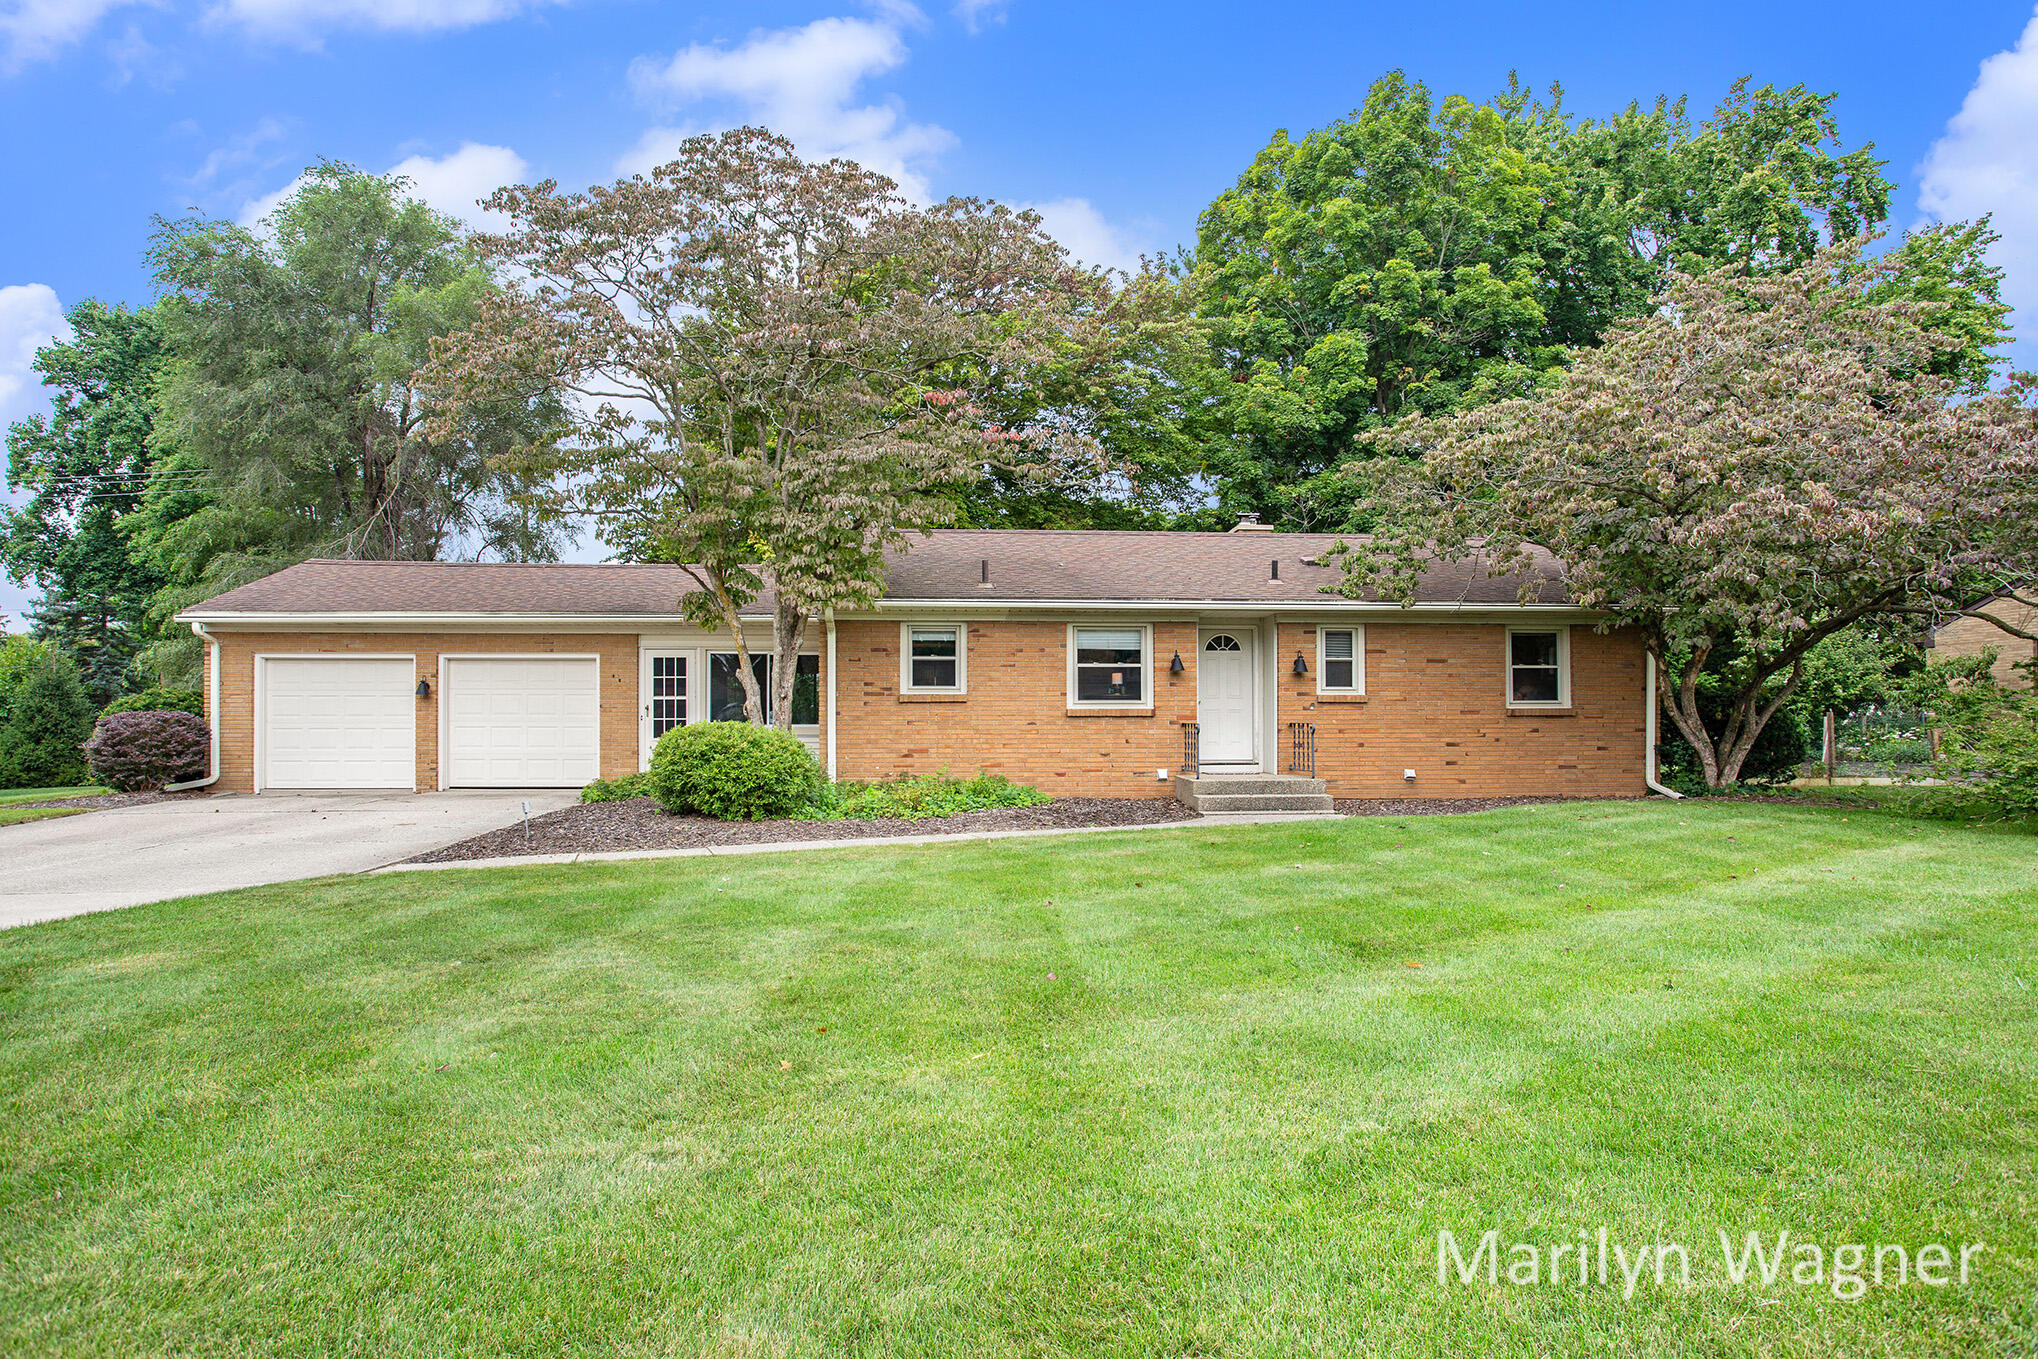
[263,656,417,790]
[443,657,601,788]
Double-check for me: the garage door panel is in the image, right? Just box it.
[444,657,601,788]
[263,657,416,790]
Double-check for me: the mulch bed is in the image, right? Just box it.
[409,795,1203,862]
[4,790,205,812]
[1335,796,1631,817]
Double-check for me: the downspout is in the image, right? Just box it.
[824,607,838,782]
[166,622,223,792]
[1644,650,1682,799]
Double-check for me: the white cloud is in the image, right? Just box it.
[188,116,290,186]
[240,141,529,231]
[1023,197,1152,275]
[207,0,567,39]
[1918,8,2038,365]
[953,0,1006,34]
[0,0,144,72]
[0,283,67,429]
[0,283,68,632]
[387,141,530,229]
[624,14,954,201]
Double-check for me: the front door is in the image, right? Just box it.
[1197,631,1257,766]
[639,649,694,767]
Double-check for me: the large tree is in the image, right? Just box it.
[1335,242,2038,787]
[138,163,568,679]
[0,301,180,703]
[1188,74,1908,525]
[426,128,1119,729]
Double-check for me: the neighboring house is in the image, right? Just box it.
[1930,597,2038,688]
[173,527,1653,799]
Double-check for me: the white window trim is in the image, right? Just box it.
[899,621,968,694]
[1505,625,1571,708]
[1066,622,1154,710]
[1315,624,1365,694]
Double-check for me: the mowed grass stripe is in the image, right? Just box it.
[1,800,2032,1356]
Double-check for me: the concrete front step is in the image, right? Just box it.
[1191,792,1337,813]
[1173,773,1333,814]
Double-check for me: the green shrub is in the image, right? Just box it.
[801,772,1052,821]
[83,710,209,791]
[101,687,203,719]
[647,721,826,820]
[1893,652,2038,826]
[0,647,95,789]
[1655,703,1810,793]
[1860,735,1933,765]
[580,772,652,803]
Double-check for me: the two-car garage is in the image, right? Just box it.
[258,654,601,791]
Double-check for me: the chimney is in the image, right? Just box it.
[1229,513,1275,534]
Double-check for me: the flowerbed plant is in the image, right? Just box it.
[797,772,1051,822]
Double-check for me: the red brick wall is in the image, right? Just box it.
[832,619,1197,798]
[1276,620,1647,797]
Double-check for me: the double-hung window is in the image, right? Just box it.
[901,624,965,693]
[1069,625,1148,707]
[1317,626,1362,693]
[1506,628,1569,706]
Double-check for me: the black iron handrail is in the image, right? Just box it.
[1181,721,1199,777]
[1285,721,1316,777]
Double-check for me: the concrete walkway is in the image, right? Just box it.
[378,809,1338,876]
[2,791,580,930]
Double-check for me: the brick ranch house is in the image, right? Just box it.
[173,527,1674,801]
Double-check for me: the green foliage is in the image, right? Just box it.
[138,163,567,683]
[1860,736,1934,765]
[579,772,652,804]
[0,643,94,789]
[1901,652,2038,823]
[800,772,1052,821]
[1657,703,1810,793]
[1788,626,1916,724]
[0,300,184,701]
[646,721,826,820]
[83,709,209,792]
[1185,73,2010,528]
[101,687,203,719]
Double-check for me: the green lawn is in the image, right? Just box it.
[2,802,2033,1357]
[0,785,108,807]
[0,806,85,826]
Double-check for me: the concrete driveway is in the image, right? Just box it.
[1,791,581,930]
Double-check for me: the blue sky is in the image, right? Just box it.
[4,0,2038,627]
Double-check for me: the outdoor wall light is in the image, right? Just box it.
[416,679,431,699]
[1169,650,1185,674]
[1292,652,1308,676]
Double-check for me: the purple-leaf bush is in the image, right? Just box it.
[84,710,209,792]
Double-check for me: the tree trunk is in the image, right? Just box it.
[769,600,807,731]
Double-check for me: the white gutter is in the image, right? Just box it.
[1643,650,1683,799]
[824,607,838,781]
[165,622,223,792]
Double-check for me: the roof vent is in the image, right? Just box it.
[1228,513,1276,534]
[978,557,991,588]
[1271,559,1280,580]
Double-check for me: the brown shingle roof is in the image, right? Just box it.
[182,529,1574,617]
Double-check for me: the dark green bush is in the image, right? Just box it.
[83,710,209,791]
[647,721,825,820]
[802,772,1051,821]
[101,687,203,719]
[1656,704,1810,793]
[580,772,652,803]
[0,648,95,788]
